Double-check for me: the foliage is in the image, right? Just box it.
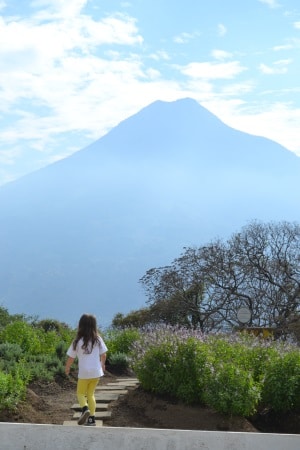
[262,350,300,412]
[0,306,12,329]
[0,319,74,356]
[0,306,28,330]
[139,221,300,334]
[26,354,66,381]
[131,325,300,417]
[34,318,74,343]
[0,321,43,354]
[104,328,140,356]
[204,362,261,416]
[112,309,153,329]
[0,370,27,412]
[134,340,176,395]
[107,352,130,372]
[0,342,23,361]
[0,309,76,413]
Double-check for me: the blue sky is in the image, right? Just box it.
[1,0,300,185]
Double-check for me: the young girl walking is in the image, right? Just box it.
[65,313,108,426]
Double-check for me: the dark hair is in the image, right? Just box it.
[73,314,100,353]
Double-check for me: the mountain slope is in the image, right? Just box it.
[0,98,299,326]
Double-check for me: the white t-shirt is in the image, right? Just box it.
[67,336,108,379]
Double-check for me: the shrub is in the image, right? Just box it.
[134,341,176,395]
[0,321,42,354]
[107,352,129,373]
[204,362,261,416]
[105,328,140,356]
[170,338,209,404]
[25,354,66,381]
[55,340,69,359]
[131,326,300,415]
[0,369,27,411]
[262,350,300,412]
[0,343,23,361]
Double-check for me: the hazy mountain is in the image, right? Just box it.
[0,98,299,327]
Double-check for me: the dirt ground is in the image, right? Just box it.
[0,371,299,434]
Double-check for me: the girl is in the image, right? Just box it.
[65,313,108,426]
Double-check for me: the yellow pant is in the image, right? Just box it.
[77,378,99,416]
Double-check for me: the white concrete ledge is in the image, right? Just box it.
[0,423,299,450]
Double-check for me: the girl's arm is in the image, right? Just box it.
[65,356,75,376]
[100,353,106,372]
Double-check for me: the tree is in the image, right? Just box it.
[111,309,153,329]
[140,252,224,331]
[140,221,300,333]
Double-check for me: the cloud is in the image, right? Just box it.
[30,0,89,17]
[173,31,200,44]
[294,21,300,29]
[273,44,294,51]
[0,4,145,128]
[258,0,281,8]
[180,61,247,80]
[0,2,151,184]
[217,24,227,37]
[211,50,233,61]
[0,0,300,187]
[219,102,300,156]
[259,59,291,74]
[149,50,171,61]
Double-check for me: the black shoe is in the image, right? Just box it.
[85,416,96,426]
[77,406,90,425]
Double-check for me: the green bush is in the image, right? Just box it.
[132,330,300,416]
[0,314,77,413]
[0,369,27,411]
[0,321,42,354]
[262,350,300,412]
[105,328,140,357]
[55,340,69,359]
[34,319,75,345]
[170,339,209,404]
[204,362,261,416]
[25,354,66,381]
[134,341,176,395]
[0,342,23,361]
[108,352,129,372]
[0,319,73,356]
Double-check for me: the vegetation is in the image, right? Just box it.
[113,221,300,342]
[1,220,299,419]
[131,325,300,417]
[103,328,139,373]
[0,308,75,412]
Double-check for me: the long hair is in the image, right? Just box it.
[73,313,100,353]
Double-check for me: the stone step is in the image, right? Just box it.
[73,411,111,420]
[63,420,103,427]
[71,403,109,411]
[94,393,121,402]
[106,382,139,387]
[97,384,128,390]
[115,378,139,382]
[96,388,128,395]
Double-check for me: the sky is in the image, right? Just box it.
[1,0,300,186]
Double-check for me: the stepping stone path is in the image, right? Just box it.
[63,377,139,427]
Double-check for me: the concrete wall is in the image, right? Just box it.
[0,423,299,450]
